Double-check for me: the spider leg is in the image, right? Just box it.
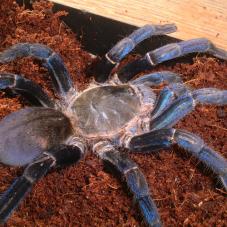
[150,83,190,120]
[94,24,177,82]
[131,71,188,119]
[94,142,161,227]
[0,143,84,224]
[0,43,75,98]
[150,88,227,130]
[117,38,227,82]
[127,128,227,190]
[130,71,182,86]
[0,73,54,108]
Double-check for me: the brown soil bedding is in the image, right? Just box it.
[0,1,226,226]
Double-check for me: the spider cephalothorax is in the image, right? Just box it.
[0,24,226,226]
[69,85,143,137]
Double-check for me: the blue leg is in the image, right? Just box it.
[130,71,182,86]
[117,38,227,82]
[94,24,177,82]
[127,128,227,190]
[94,142,161,227]
[150,88,227,130]
[151,83,191,119]
[0,73,54,108]
[192,88,227,105]
[107,24,177,64]
[0,143,84,224]
[151,87,175,119]
[131,71,189,119]
[0,43,75,97]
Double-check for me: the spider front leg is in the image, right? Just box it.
[130,71,182,86]
[0,43,75,98]
[131,71,189,119]
[127,128,227,190]
[0,143,84,223]
[0,73,54,108]
[94,24,177,82]
[150,88,227,130]
[150,83,190,120]
[94,142,161,227]
[117,38,227,82]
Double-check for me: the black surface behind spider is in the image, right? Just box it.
[0,24,226,226]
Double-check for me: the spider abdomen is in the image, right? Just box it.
[71,85,141,137]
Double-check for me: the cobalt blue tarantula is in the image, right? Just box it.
[0,24,226,226]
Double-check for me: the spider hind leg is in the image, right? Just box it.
[0,43,75,97]
[0,144,84,224]
[94,142,162,227]
[0,73,54,108]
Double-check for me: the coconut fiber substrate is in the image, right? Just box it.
[0,1,226,226]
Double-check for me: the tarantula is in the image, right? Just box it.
[0,23,226,226]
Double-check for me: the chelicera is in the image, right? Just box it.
[0,24,226,226]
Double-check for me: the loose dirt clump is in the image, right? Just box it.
[0,1,226,226]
